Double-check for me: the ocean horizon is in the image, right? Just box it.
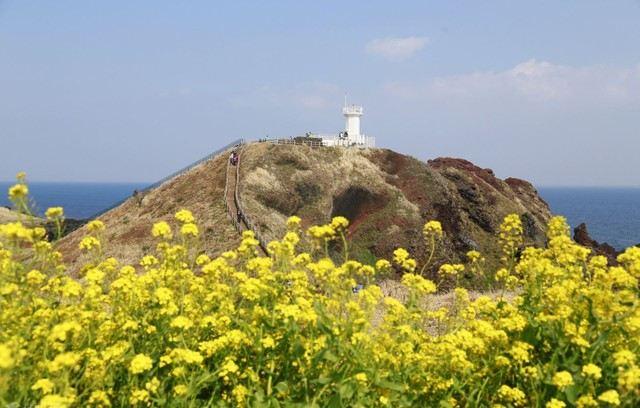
[537,186,640,251]
[2,182,639,251]
[0,181,148,220]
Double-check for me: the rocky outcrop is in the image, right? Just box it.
[573,223,619,264]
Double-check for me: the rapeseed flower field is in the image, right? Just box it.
[1,176,639,407]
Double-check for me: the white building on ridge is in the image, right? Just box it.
[321,101,375,148]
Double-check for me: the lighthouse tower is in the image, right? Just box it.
[342,102,364,145]
[317,99,374,147]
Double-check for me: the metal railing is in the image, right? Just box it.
[259,135,375,149]
[322,135,376,148]
[342,105,363,115]
[234,146,269,254]
[263,138,325,148]
[223,140,244,234]
[222,141,269,254]
[89,139,243,220]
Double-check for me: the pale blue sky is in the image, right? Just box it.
[1,1,639,185]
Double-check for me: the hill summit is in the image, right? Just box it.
[58,142,551,273]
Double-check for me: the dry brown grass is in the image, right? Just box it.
[377,278,516,308]
[375,278,516,334]
[0,207,43,226]
[238,143,422,245]
[57,150,241,275]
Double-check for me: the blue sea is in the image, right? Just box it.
[0,182,147,220]
[1,182,639,250]
[538,187,640,250]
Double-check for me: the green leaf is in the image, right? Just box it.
[313,376,333,385]
[322,350,339,362]
[274,381,289,394]
[375,379,405,392]
[339,383,355,400]
[565,384,579,404]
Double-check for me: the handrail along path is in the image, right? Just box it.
[223,141,268,254]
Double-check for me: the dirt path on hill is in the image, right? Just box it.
[224,154,248,232]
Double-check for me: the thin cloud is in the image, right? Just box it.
[385,59,640,105]
[366,36,429,61]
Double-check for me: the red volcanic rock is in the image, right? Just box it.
[428,157,505,193]
[573,223,619,264]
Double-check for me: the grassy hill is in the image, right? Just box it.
[58,142,551,275]
[57,150,241,273]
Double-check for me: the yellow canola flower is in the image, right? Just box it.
[499,213,523,256]
[38,394,75,408]
[575,395,598,408]
[31,378,55,394]
[307,224,335,240]
[151,221,172,240]
[140,255,158,267]
[286,215,301,230]
[552,371,573,389]
[87,220,105,232]
[129,354,153,374]
[612,349,635,367]
[174,384,188,396]
[232,385,248,405]
[87,390,111,407]
[79,236,101,251]
[466,250,482,262]
[26,269,46,286]
[581,363,602,380]
[170,315,194,330]
[8,183,28,200]
[330,216,349,231]
[597,390,620,406]
[1,205,640,406]
[402,273,436,295]
[497,385,526,406]
[547,216,571,239]
[546,399,566,408]
[175,209,195,224]
[145,377,160,393]
[617,366,640,392]
[0,344,14,369]
[423,220,443,238]
[195,254,210,265]
[439,263,464,277]
[393,248,416,272]
[375,259,391,272]
[180,223,198,237]
[260,336,275,349]
[354,372,368,384]
[129,389,150,405]
[45,207,64,219]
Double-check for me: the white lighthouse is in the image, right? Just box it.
[319,99,375,147]
[342,104,364,145]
